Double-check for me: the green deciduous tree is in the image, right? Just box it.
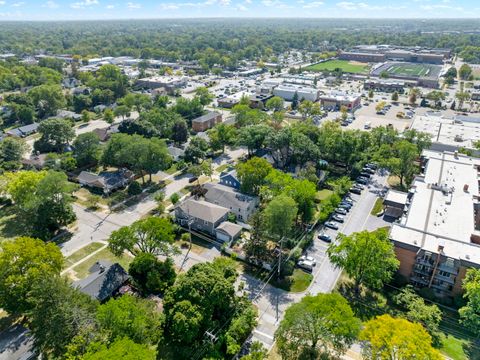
[236,156,273,195]
[459,64,473,80]
[0,237,63,315]
[276,293,361,359]
[96,294,162,345]
[327,228,399,294]
[128,252,176,295]
[393,285,442,345]
[28,84,66,118]
[360,314,442,360]
[265,96,284,112]
[208,123,237,153]
[236,124,270,156]
[73,132,102,167]
[27,275,98,358]
[34,118,75,153]
[459,268,480,336]
[81,338,156,360]
[195,86,214,105]
[0,137,27,171]
[263,194,298,239]
[108,216,177,257]
[184,136,209,164]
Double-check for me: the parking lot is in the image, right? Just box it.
[299,169,389,295]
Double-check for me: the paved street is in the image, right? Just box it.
[59,146,247,257]
[247,170,389,350]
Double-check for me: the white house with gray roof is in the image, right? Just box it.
[175,198,229,236]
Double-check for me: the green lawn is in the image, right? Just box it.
[273,269,313,293]
[439,333,469,360]
[71,248,134,280]
[316,189,334,201]
[305,60,369,74]
[63,242,105,269]
[0,205,26,242]
[164,163,179,175]
[370,198,384,215]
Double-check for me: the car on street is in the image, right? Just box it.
[318,233,332,242]
[350,187,362,195]
[335,208,348,215]
[332,214,345,223]
[325,221,339,230]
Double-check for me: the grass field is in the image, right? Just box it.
[305,59,369,74]
[71,247,134,279]
[386,63,432,77]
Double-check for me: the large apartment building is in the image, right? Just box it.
[390,150,480,300]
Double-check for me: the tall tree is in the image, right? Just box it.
[96,294,162,345]
[360,315,442,360]
[81,338,156,360]
[108,216,178,257]
[327,228,399,294]
[0,237,63,315]
[236,124,270,156]
[236,157,273,195]
[263,194,298,239]
[28,84,66,118]
[459,268,480,336]
[129,252,176,295]
[195,86,214,105]
[209,123,237,153]
[73,132,102,167]
[276,293,361,359]
[184,136,209,164]
[459,64,473,80]
[265,96,284,112]
[34,118,75,153]
[27,275,98,359]
[0,137,27,170]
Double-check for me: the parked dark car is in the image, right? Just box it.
[357,177,368,185]
[360,172,371,178]
[354,183,365,190]
[188,176,198,183]
[339,203,352,211]
[318,233,332,242]
[335,208,348,215]
[362,167,375,175]
[366,163,377,170]
[350,187,362,195]
[343,197,354,204]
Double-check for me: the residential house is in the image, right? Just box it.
[219,169,241,190]
[77,168,134,194]
[191,111,222,132]
[175,198,229,236]
[203,183,259,222]
[54,109,82,121]
[74,260,129,302]
[6,123,39,138]
[167,145,185,162]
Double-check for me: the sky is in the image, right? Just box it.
[0,0,478,20]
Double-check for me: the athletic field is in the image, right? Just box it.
[305,60,369,74]
[386,63,432,77]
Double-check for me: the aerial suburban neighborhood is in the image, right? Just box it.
[0,11,480,360]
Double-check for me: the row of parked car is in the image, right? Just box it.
[297,163,378,272]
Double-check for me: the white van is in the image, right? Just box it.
[364,122,372,129]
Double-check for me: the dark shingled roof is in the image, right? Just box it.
[74,260,128,302]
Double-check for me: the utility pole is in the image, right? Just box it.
[277,236,284,279]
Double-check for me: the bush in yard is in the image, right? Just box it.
[170,193,180,204]
[127,181,142,196]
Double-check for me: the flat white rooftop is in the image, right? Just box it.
[391,150,480,264]
[410,115,480,150]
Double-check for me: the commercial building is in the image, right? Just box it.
[390,150,480,299]
[318,90,361,111]
[410,114,480,152]
[339,45,451,65]
[273,84,320,102]
[364,79,412,93]
[135,76,187,93]
[191,111,222,132]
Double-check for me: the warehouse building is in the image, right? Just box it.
[318,90,361,111]
[272,84,320,102]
